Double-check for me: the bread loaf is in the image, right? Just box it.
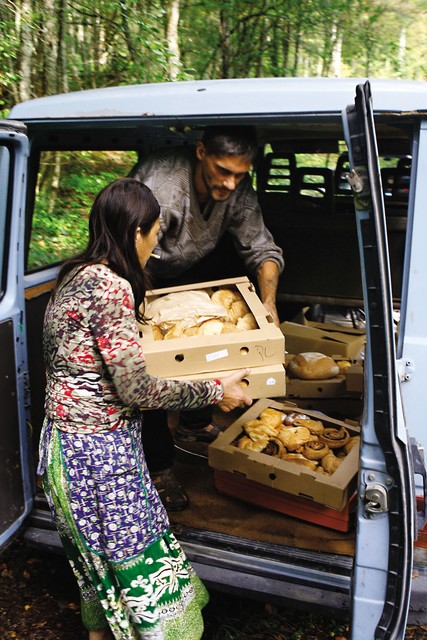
[287,352,339,380]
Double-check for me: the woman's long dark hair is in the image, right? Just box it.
[56,178,160,322]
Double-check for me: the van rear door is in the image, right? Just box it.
[0,120,33,549]
[343,82,415,639]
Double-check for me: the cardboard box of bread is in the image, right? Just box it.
[138,277,285,378]
[208,397,360,511]
[173,363,285,400]
[285,351,362,398]
[281,308,366,360]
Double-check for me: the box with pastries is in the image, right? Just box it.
[174,363,286,400]
[139,277,285,377]
[208,398,360,511]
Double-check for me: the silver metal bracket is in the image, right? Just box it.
[396,357,415,382]
[361,482,389,515]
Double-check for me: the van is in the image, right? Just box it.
[1,77,426,639]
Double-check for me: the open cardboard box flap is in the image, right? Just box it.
[281,308,365,360]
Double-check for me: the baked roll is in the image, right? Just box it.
[211,288,241,309]
[302,440,330,460]
[319,427,350,449]
[228,299,250,323]
[287,352,340,380]
[236,313,257,331]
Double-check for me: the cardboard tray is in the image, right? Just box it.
[139,277,285,376]
[213,469,357,532]
[281,309,365,360]
[286,376,348,399]
[208,398,360,511]
[174,363,286,400]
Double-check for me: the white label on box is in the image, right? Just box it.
[266,377,277,385]
[206,348,229,362]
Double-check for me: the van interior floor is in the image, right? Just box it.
[169,446,355,556]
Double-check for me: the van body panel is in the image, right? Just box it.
[0,124,33,550]
[8,78,427,121]
[344,82,414,639]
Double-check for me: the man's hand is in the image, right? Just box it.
[262,297,280,326]
[217,369,253,412]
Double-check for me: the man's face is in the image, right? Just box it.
[195,142,252,202]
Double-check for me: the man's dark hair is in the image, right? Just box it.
[202,126,258,160]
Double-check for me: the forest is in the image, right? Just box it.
[1,0,427,116]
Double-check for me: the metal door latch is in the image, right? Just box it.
[362,483,388,515]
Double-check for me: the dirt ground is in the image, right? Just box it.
[0,536,426,640]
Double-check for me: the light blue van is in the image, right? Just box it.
[1,77,426,639]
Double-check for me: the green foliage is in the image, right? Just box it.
[1,0,426,115]
[28,150,135,270]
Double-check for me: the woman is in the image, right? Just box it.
[38,178,251,640]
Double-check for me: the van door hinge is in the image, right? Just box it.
[397,357,415,382]
[361,482,389,515]
[346,166,370,208]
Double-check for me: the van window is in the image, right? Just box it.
[0,145,11,297]
[27,150,136,271]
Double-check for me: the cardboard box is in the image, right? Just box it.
[286,376,347,399]
[281,311,365,360]
[174,364,286,400]
[208,398,360,510]
[345,364,364,393]
[140,277,285,377]
[213,470,356,532]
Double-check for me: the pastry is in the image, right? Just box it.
[343,435,360,454]
[152,325,164,341]
[259,408,285,429]
[236,313,257,331]
[287,352,340,380]
[228,299,250,323]
[276,426,314,451]
[302,440,330,460]
[263,437,285,457]
[221,320,240,333]
[183,325,200,337]
[293,418,324,436]
[283,411,309,426]
[281,453,318,471]
[336,359,352,375]
[319,426,350,449]
[210,288,241,309]
[197,318,224,336]
[164,321,185,339]
[321,451,342,474]
[244,420,278,440]
[237,435,269,452]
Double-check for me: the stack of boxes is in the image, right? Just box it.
[140,278,365,531]
[139,276,286,398]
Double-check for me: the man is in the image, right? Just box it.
[131,126,284,510]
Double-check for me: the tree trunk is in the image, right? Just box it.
[219,8,231,78]
[166,0,180,81]
[42,0,58,94]
[17,0,34,101]
[57,0,68,93]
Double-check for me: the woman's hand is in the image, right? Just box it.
[217,369,252,412]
